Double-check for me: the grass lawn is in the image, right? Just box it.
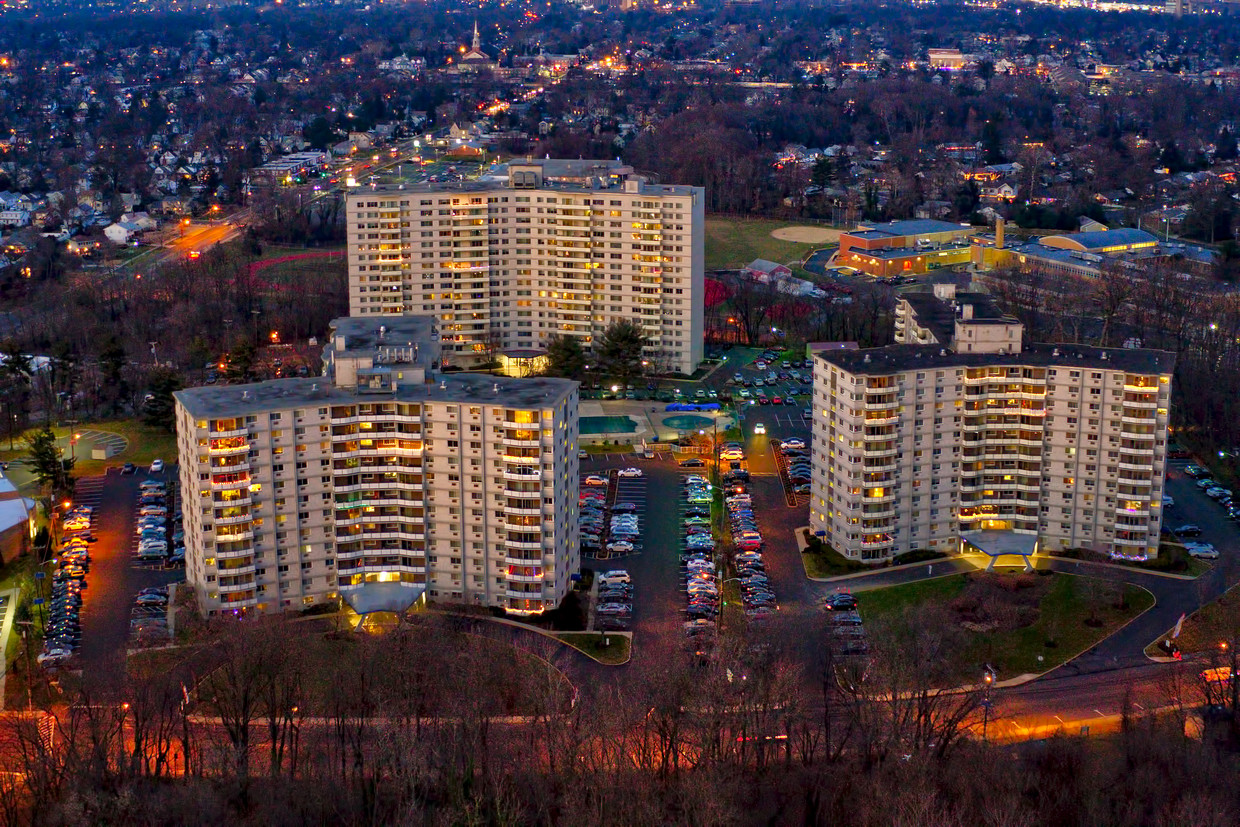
[556,632,631,665]
[0,419,177,486]
[705,217,828,270]
[1056,544,1209,578]
[855,571,1154,682]
[1145,581,1240,658]
[800,532,869,579]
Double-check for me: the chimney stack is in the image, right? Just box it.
[995,217,1005,250]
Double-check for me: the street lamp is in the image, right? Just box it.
[981,665,996,742]
[70,432,80,463]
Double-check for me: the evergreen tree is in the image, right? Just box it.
[1217,128,1238,162]
[544,334,587,381]
[25,425,73,496]
[141,367,183,432]
[594,320,648,387]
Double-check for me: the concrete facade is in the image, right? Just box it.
[174,316,579,617]
[346,159,705,375]
[810,303,1175,563]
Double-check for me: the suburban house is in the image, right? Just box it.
[744,258,793,282]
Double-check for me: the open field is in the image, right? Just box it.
[0,419,177,490]
[856,571,1155,682]
[770,226,842,243]
[705,217,832,270]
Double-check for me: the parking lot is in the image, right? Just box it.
[1163,460,1240,566]
[70,468,184,689]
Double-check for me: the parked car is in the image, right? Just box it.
[617,467,643,478]
[1173,524,1202,538]
[1185,542,1219,559]
[149,459,165,473]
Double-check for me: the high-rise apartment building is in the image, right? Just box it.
[174,316,579,617]
[346,158,705,375]
[810,286,1174,562]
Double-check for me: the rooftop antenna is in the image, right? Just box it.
[493,383,500,394]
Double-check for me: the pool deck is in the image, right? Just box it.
[579,400,734,445]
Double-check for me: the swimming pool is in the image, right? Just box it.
[662,414,715,430]
[580,416,637,435]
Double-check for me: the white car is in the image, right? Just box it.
[37,649,73,665]
[606,541,635,553]
[149,459,165,473]
[617,467,643,478]
[1185,542,1219,559]
[782,438,806,450]
[598,570,631,585]
[584,475,608,486]
[753,422,766,435]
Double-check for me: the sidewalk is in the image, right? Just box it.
[0,586,21,710]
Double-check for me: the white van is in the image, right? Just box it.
[597,570,631,586]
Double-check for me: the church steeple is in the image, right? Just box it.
[472,20,480,52]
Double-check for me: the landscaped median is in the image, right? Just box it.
[1055,543,1209,579]
[554,632,631,665]
[1145,581,1240,659]
[854,570,1155,683]
[797,529,946,579]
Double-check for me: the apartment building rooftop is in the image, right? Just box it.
[331,315,439,356]
[175,371,577,419]
[815,341,1176,376]
[359,178,699,198]
[900,289,1012,343]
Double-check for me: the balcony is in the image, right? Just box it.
[502,437,541,449]
[333,479,421,493]
[504,505,543,517]
[209,442,249,456]
[215,529,253,543]
[215,545,255,560]
[862,445,898,458]
[505,555,545,567]
[209,427,248,439]
[503,469,543,482]
[214,512,253,527]
[210,477,251,491]
[335,513,425,528]
[506,589,545,601]
[218,595,259,609]
[507,571,546,584]
[1118,461,1154,472]
[218,578,257,594]
[503,454,541,465]
[505,487,542,499]
[863,398,899,411]
[212,495,251,509]
[217,563,257,578]
[341,529,427,542]
[505,538,544,551]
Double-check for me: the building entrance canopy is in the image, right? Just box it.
[960,530,1039,572]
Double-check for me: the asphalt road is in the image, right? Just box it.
[72,469,183,691]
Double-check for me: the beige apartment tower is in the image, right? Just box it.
[346,158,705,375]
[810,287,1174,562]
[174,316,579,617]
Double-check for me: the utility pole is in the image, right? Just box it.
[16,621,34,709]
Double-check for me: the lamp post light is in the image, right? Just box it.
[70,432,80,463]
[981,665,996,742]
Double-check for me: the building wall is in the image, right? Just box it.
[346,182,704,375]
[809,356,1169,563]
[176,391,578,616]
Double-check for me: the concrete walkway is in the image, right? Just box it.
[0,586,20,709]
